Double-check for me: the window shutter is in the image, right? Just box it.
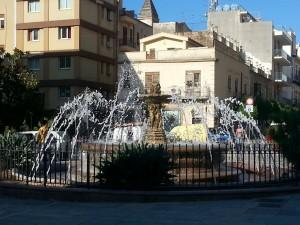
[58,28,61,39]
[68,27,71,38]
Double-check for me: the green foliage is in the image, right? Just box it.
[0,49,43,132]
[95,144,175,187]
[0,129,35,170]
[254,98,300,171]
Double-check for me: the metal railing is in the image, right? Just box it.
[119,39,137,49]
[0,142,297,188]
[274,72,289,82]
[185,87,210,100]
[274,49,292,63]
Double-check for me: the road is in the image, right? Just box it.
[0,193,299,225]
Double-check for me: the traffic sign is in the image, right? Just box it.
[245,105,254,113]
[246,98,254,105]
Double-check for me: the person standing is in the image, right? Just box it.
[235,125,244,151]
[37,120,49,144]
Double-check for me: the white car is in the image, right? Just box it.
[18,131,70,152]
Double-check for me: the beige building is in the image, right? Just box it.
[0,0,155,110]
[119,32,274,128]
[14,0,120,110]
[0,0,16,52]
[119,7,152,52]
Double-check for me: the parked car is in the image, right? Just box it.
[18,131,70,151]
[208,129,232,143]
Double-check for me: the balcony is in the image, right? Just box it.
[274,72,289,83]
[273,49,291,65]
[184,86,210,100]
[274,29,292,45]
[119,39,138,52]
[292,72,300,85]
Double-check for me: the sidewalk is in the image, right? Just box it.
[0,193,299,225]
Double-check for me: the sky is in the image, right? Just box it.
[124,0,300,41]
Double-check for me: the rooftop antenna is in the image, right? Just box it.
[209,0,218,12]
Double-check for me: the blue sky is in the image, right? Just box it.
[124,0,300,41]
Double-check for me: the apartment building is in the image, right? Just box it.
[207,4,300,105]
[0,0,155,110]
[0,0,16,52]
[14,0,118,110]
[119,7,152,52]
[119,32,273,128]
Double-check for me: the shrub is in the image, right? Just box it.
[95,144,174,187]
[0,129,34,170]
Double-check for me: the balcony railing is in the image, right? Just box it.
[274,49,292,62]
[185,86,210,100]
[274,72,289,82]
[119,39,137,49]
[274,29,293,44]
[292,73,300,84]
[120,9,137,19]
[273,49,292,63]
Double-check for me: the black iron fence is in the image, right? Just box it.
[0,141,297,189]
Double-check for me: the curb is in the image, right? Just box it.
[0,181,300,203]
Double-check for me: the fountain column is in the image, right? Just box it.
[142,83,170,145]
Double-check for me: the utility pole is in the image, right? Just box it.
[209,0,218,11]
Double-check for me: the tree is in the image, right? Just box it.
[254,97,300,172]
[0,48,43,132]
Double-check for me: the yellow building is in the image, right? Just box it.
[15,0,119,110]
[0,0,16,52]
[119,32,274,128]
[0,0,154,110]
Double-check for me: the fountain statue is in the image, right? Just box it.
[142,83,171,144]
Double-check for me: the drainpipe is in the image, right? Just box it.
[114,0,120,93]
[240,72,243,99]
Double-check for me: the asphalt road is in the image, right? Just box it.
[0,193,299,225]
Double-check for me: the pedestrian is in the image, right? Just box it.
[235,125,244,151]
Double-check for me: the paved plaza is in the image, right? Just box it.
[0,193,300,225]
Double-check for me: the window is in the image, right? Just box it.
[59,87,71,97]
[28,0,40,12]
[186,71,201,88]
[145,72,160,93]
[107,9,112,21]
[234,79,239,95]
[0,16,4,29]
[101,62,105,74]
[243,83,247,95]
[228,75,231,90]
[129,29,133,43]
[101,34,105,46]
[106,36,111,48]
[58,27,71,39]
[122,27,127,44]
[137,32,140,46]
[254,83,262,97]
[28,29,39,41]
[101,6,105,19]
[59,56,71,69]
[28,57,40,70]
[59,0,72,10]
[106,63,111,76]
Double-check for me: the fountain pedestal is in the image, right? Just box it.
[141,83,171,145]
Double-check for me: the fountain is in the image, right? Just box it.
[24,62,282,186]
[140,83,171,145]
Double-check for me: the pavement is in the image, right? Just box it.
[0,193,300,225]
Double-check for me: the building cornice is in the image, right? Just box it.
[39,79,114,89]
[16,19,116,37]
[27,50,116,64]
[18,0,117,11]
[118,58,217,64]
